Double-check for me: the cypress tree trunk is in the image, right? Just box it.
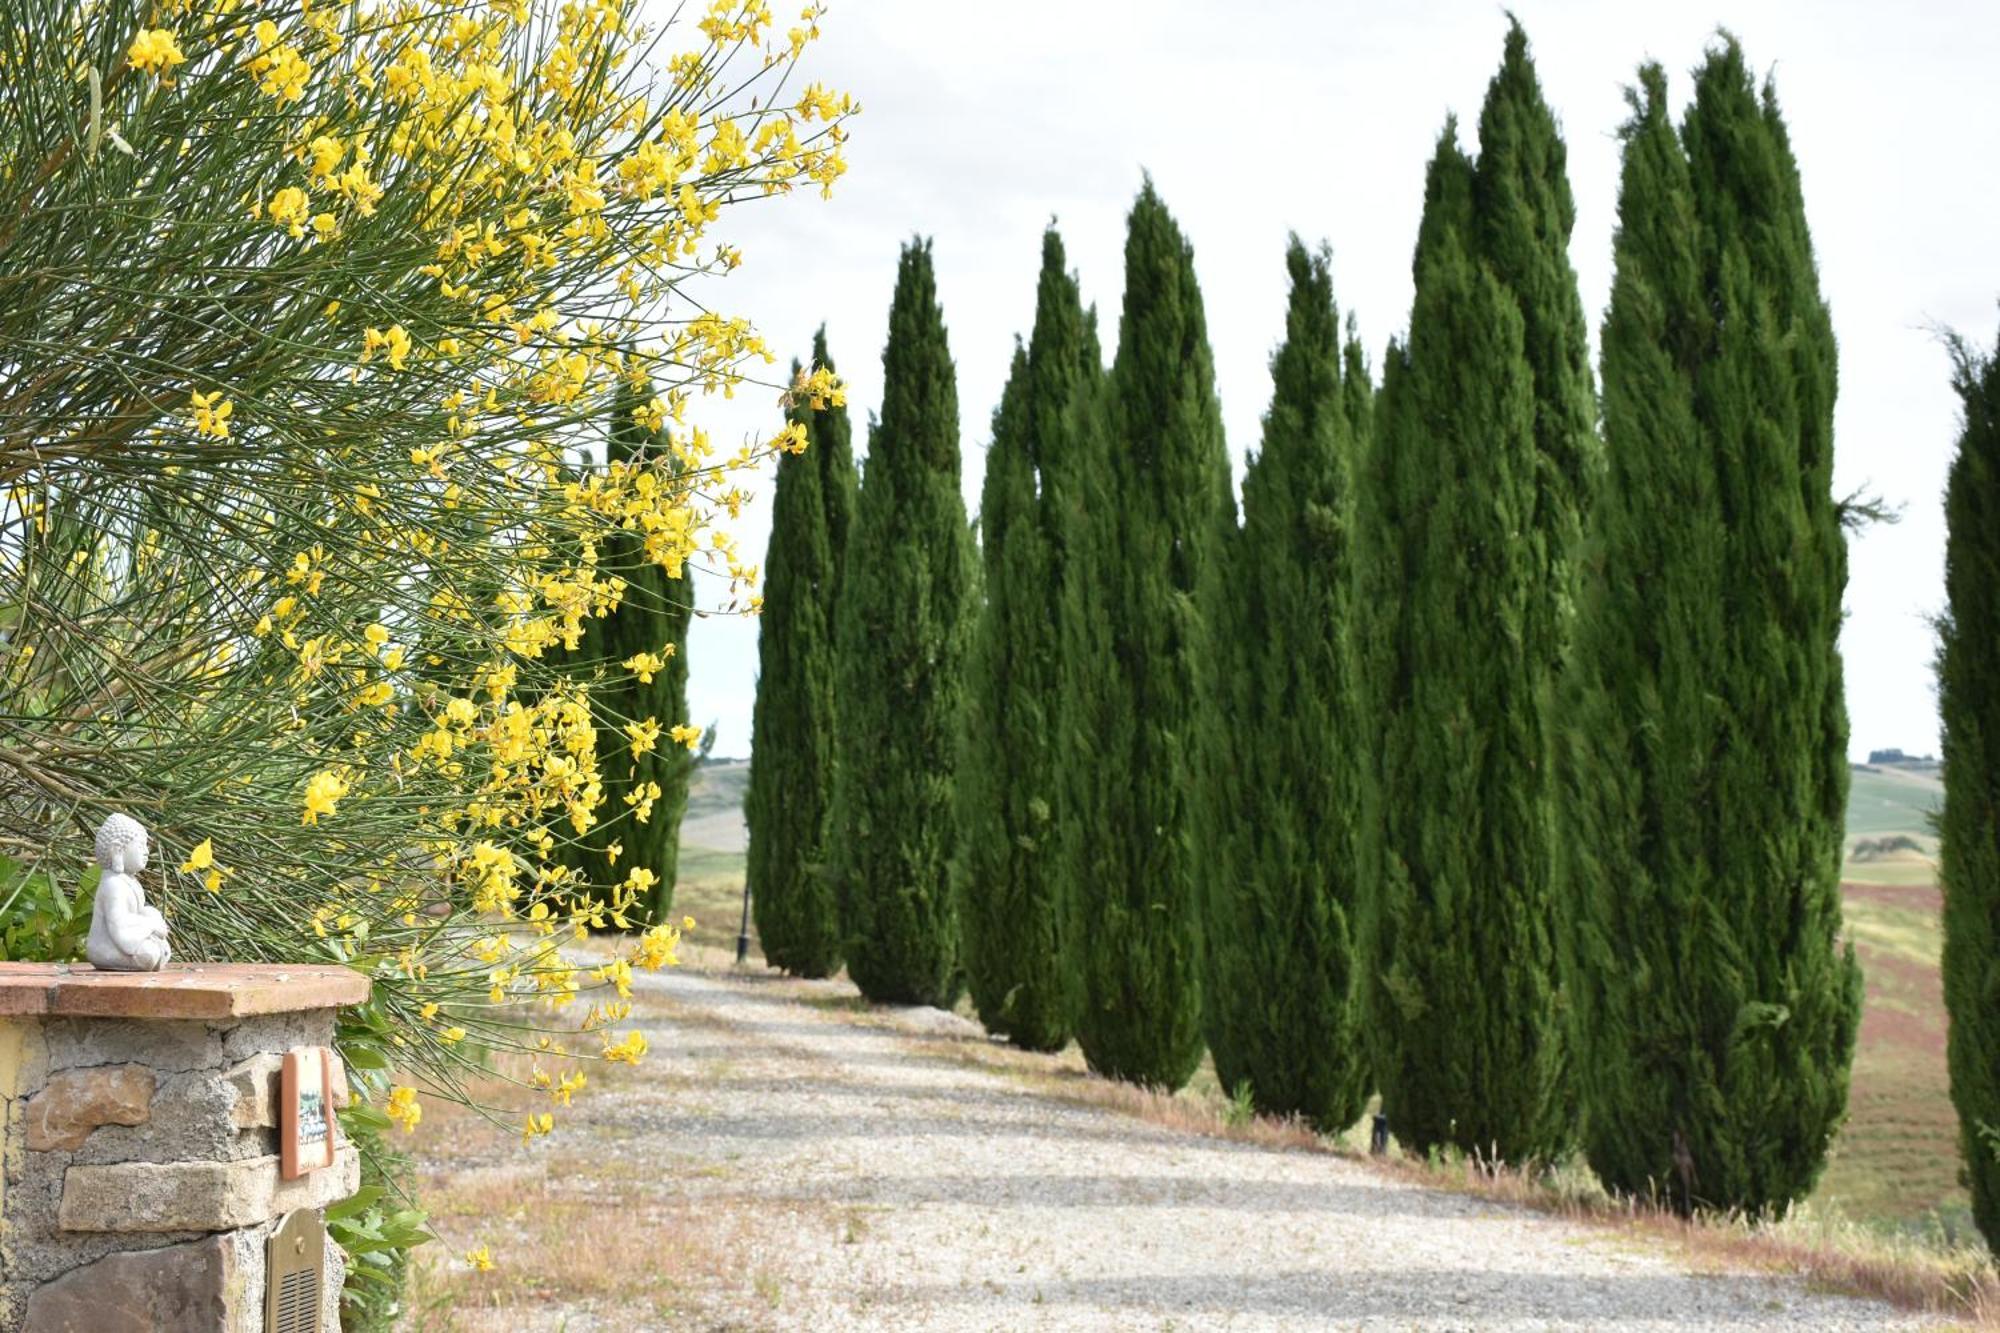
[831,240,972,1008]
[748,329,857,977]
[1070,183,1231,1091]
[1943,328,2000,1250]
[1364,19,1590,1162]
[554,374,693,922]
[1204,239,1371,1130]
[958,229,1096,1051]
[1573,46,1860,1215]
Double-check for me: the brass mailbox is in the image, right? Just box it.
[265,1208,326,1333]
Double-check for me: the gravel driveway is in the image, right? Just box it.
[414,957,1923,1331]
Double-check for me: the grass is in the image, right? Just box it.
[1846,764,1942,847]
[1808,763,1970,1240]
[393,1011,816,1331]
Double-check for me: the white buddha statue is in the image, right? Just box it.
[86,813,172,972]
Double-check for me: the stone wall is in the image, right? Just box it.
[0,964,369,1331]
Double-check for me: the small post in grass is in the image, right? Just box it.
[734,878,753,966]
[1370,1113,1390,1157]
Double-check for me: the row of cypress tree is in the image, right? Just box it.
[750,23,1866,1220]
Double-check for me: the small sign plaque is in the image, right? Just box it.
[280,1046,337,1180]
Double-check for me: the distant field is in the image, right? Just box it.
[661,755,1969,1233]
[1820,762,1964,1235]
[1846,764,1941,848]
[671,760,755,956]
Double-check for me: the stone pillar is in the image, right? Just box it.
[0,963,370,1331]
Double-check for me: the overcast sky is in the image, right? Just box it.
[675,0,2000,761]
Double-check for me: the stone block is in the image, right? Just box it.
[223,1049,350,1131]
[20,1233,236,1331]
[74,1067,265,1166]
[42,1016,220,1074]
[219,1008,336,1062]
[59,1145,359,1233]
[24,1064,155,1151]
[222,1051,285,1130]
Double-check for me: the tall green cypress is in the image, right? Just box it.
[1572,46,1859,1215]
[1069,184,1231,1090]
[1364,18,1591,1162]
[1942,328,2000,1249]
[830,239,972,1007]
[958,230,1095,1050]
[747,328,857,977]
[1204,239,1371,1130]
[1369,134,1557,1160]
[556,375,693,922]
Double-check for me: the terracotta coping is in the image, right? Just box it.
[0,963,370,1020]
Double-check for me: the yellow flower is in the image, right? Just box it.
[188,390,233,440]
[520,1111,554,1143]
[620,651,663,683]
[465,1245,496,1273]
[128,29,185,78]
[632,395,667,431]
[178,838,225,893]
[621,866,657,900]
[385,1085,422,1133]
[247,30,311,105]
[363,325,412,371]
[633,923,680,970]
[267,187,311,240]
[623,717,660,756]
[668,723,702,752]
[602,1030,648,1064]
[307,134,345,181]
[301,769,350,825]
[594,957,633,999]
[363,623,390,650]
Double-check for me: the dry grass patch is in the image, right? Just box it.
[400,1193,786,1330]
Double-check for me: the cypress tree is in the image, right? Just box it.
[1572,46,1859,1215]
[747,328,857,977]
[1368,134,1558,1160]
[1943,327,2000,1249]
[1364,19,1591,1161]
[830,239,972,1007]
[1069,183,1231,1090]
[555,374,693,922]
[958,229,1095,1050]
[1204,239,1371,1130]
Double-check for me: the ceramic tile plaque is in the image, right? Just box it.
[280,1046,337,1179]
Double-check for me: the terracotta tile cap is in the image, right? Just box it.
[0,963,369,1020]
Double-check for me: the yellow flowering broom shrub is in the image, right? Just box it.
[0,0,854,1284]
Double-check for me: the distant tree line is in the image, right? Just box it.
[739,21,2000,1241]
